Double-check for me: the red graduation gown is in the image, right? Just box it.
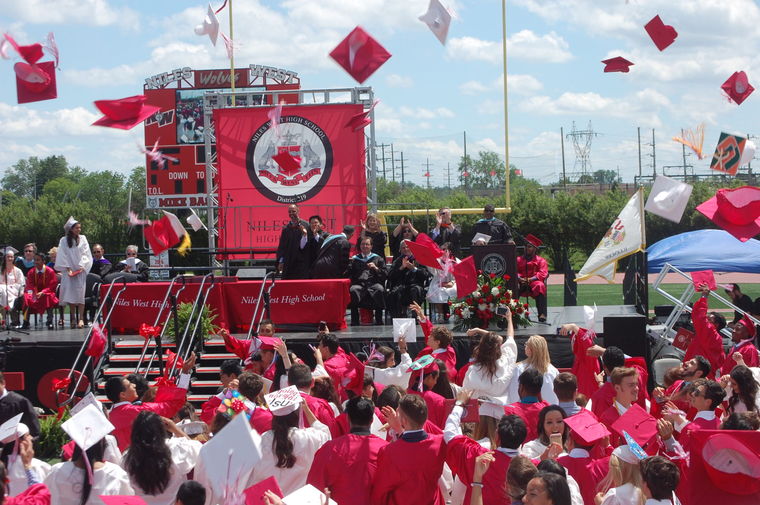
[299,392,337,434]
[222,335,276,379]
[406,389,448,430]
[324,347,352,400]
[446,435,512,505]
[5,484,51,505]
[249,405,273,434]
[503,400,550,442]
[719,339,759,376]
[599,404,623,446]
[571,328,601,398]
[557,453,610,505]
[516,254,548,296]
[110,386,187,450]
[371,433,447,505]
[677,414,720,454]
[685,297,725,377]
[307,433,388,505]
[417,318,458,381]
[590,359,649,419]
[23,266,58,312]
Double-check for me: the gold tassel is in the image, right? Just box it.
[177,233,191,256]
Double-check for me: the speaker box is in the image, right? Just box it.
[603,313,649,359]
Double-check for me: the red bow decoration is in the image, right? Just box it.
[139,323,161,339]
[51,377,71,392]
[231,399,246,413]
[164,350,184,378]
[154,376,176,388]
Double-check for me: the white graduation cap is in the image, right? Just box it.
[194,4,220,46]
[70,392,101,417]
[264,385,303,416]
[61,404,114,450]
[0,246,18,256]
[186,208,207,232]
[644,175,693,223]
[471,232,492,245]
[740,139,756,166]
[197,411,262,500]
[418,0,452,46]
[177,420,206,436]
[282,484,337,505]
[583,304,598,333]
[0,413,23,444]
[64,216,79,233]
[392,318,417,342]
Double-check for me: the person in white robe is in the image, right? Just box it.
[365,337,412,389]
[595,446,645,505]
[0,248,25,327]
[507,335,560,405]
[5,424,51,496]
[54,217,92,328]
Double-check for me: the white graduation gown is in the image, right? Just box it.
[0,266,25,308]
[600,482,644,505]
[463,334,518,417]
[129,437,202,505]
[54,234,93,305]
[8,457,51,496]
[44,461,134,505]
[506,362,560,405]
[366,352,413,388]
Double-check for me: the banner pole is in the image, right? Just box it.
[228,0,235,98]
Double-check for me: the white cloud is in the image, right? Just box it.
[2,0,140,29]
[459,80,490,95]
[385,74,414,88]
[0,103,103,137]
[447,30,571,64]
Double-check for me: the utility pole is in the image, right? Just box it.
[396,151,406,188]
[378,143,387,180]
[652,128,656,177]
[390,143,396,183]
[681,129,688,181]
[637,127,642,181]
[463,131,468,188]
[560,126,566,188]
[424,158,432,189]
[446,162,452,189]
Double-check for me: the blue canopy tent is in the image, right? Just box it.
[647,229,760,273]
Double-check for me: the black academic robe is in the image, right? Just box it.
[387,255,429,317]
[472,218,513,244]
[311,235,352,279]
[355,230,387,257]
[305,230,330,272]
[429,225,461,257]
[0,391,40,438]
[90,259,113,280]
[348,254,386,309]
[276,219,309,279]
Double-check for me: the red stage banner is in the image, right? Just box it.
[102,279,350,333]
[214,104,367,256]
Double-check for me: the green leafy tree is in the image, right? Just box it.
[457,151,506,189]
[1,156,74,199]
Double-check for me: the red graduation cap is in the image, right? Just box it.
[610,403,659,451]
[345,99,379,131]
[691,270,717,291]
[257,336,282,351]
[329,26,391,84]
[1,33,44,65]
[405,233,443,270]
[272,150,302,177]
[144,211,188,255]
[602,56,634,73]
[244,476,283,505]
[452,255,478,298]
[563,410,610,446]
[343,353,366,396]
[737,314,757,338]
[644,15,678,51]
[722,71,754,105]
[84,323,107,360]
[524,234,542,248]
[690,430,760,503]
[696,186,760,242]
[15,60,57,104]
[99,496,148,505]
[92,95,161,130]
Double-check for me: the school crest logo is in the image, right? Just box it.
[246,115,334,203]
[601,218,626,247]
[481,253,507,277]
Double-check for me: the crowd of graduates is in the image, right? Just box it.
[1,278,759,505]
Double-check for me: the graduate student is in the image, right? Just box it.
[411,301,458,381]
[684,283,727,376]
[638,456,680,505]
[661,378,724,453]
[598,368,640,447]
[557,411,611,505]
[503,369,551,443]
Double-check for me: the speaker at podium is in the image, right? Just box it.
[472,244,518,294]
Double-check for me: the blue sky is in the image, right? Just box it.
[2,0,760,187]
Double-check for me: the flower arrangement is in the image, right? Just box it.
[450,272,532,331]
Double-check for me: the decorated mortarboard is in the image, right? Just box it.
[602,56,633,73]
[0,413,23,444]
[644,175,693,223]
[345,99,379,131]
[197,411,263,500]
[471,233,491,245]
[329,26,391,84]
[99,496,148,505]
[407,354,435,372]
[696,186,760,242]
[282,484,337,505]
[691,270,717,291]
[524,234,542,247]
[418,0,453,46]
[64,216,78,233]
[722,71,754,105]
[194,3,220,46]
[61,404,114,450]
[612,432,647,464]
[264,385,303,416]
[405,232,443,270]
[392,318,417,342]
[563,410,610,446]
[272,150,302,178]
[92,95,161,130]
[244,476,283,505]
[709,132,747,176]
[452,255,477,298]
[610,404,658,450]
[644,15,678,51]
[217,389,254,419]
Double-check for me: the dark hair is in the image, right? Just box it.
[376,385,404,410]
[360,236,373,246]
[518,368,543,397]
[126,373,150,401]
[175,402,197,422]
[210,412,230,435]
[271,351,297,393]
[709,311,727,331]
[220,359,243,377]
[238,372,264,402]
[0,461,6,503]
[640,456,680,500]
[497,414,527,449]
[288,363,313,390]
[72,438,106,505]
[484,204,496,212]
[721,411,760,430]
[343,225,355,235]
[553,372,577,401]
[346,396,374,427]
[34,252,46,262]
[694,355,712,378]
[123,411,172,495]
[362,373,378,403]
[536,405,567,446]
[532,472,571,505]
[602,346,625,372]
[311,376,342,413]
[318,333,340,354]
[176,481,206,505]
[399,394,427,428]
[700,380,726,411]
[368,346,395,369]
[308,215,323,224]
[430,360,454,399]
[474,332,502,380]
[728,365,758,415]
[271,410,299,468]
[430,326,452,348]
[507,455,537,501]
[258,319,274,331]
[536,459,567,478]
[104,376,126,403]
[66,226,80,249]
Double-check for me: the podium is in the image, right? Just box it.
[472,244,518,294]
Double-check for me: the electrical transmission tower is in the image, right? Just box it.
[566,121,600,178]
